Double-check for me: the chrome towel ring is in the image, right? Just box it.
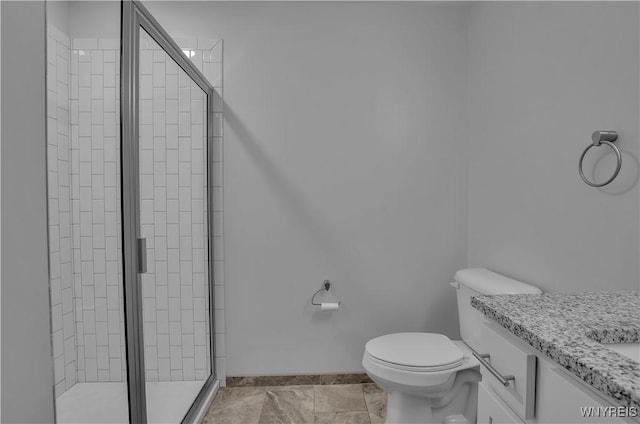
[579,130,621,187]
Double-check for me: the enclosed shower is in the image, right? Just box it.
[45,1,223,422]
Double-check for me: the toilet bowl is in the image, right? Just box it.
[362,268,542,424]
[363,334,480,424]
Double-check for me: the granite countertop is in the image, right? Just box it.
[471,292,640,410]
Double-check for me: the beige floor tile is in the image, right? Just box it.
[203,387,266,424]
[362,384,386,423]
[314,384,367,413]
[314,411,371,424]
[258,385,315,423]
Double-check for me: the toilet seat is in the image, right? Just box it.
[365,333,464,372]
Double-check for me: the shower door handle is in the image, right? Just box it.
[137,238,147,273]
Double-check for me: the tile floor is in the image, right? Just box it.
[203,383,387,424]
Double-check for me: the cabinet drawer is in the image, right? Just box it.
[476,321,537,420]
[478,381,525,424]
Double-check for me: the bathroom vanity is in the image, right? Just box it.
[471,292,640,424]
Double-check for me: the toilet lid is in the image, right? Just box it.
[366,333,464,370]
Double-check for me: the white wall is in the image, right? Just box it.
[145,1,470,375]
[1,2,56,422]
[466,2,639,292]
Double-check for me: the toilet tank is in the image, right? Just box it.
[452,268,542,352]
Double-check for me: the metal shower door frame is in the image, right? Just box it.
[121,1,217,422]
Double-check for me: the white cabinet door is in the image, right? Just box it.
[477,381,525,424]
[535,363,634,424]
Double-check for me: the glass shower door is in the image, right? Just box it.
[121,2,215,423]
[138,29,212,423]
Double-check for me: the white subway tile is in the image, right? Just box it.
[145,346,158,370]
[104,113,116,137]
[90,50,103,75]
[170,347,183,371]
[209,62,222,87]
[158,335,170,359]
[94,273,107,298]
[178,163,191,187]
[179,212,192,236]
[153,112,166,137]
[91,125,104,149]
[157,310,169,334]
[181,310,194,335]
[96,321,108,344]
[109,333,121,354]
[91,75,104,99]
[140,99,153,124]
[183,358,195,380]
[84,335,97,358]
[53,330,64,358]
[168,297,181,324]
[109,359,123,381]
[54,356,65,384]
[104,62,116,88]
[140,75,152,100]
[191,174,204,199]
[166,75,178,99]
[143,298,157,323]
[62,288,74,315]
[166,125,179,149]
[107,286,119,311]
[141,200,155,224]
[57,55,68,84]
[178,71,190,88]
[153,49,165,63]
[140,50,153,74]
[153,62,166,87]
[140,150,154,175]
[169,322,182,346]
[168,273,180,298]
[158,358,170,380]
[153,87,166,112]
[108,310,120,334]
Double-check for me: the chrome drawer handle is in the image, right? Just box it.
[473,351,516,387]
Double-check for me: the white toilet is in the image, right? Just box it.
[362,268,542,424]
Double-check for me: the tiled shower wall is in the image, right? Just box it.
[47,23,225,396]
[48,26,77,396]
[71,36,127,384]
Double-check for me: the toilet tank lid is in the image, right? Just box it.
[454,268,542,295]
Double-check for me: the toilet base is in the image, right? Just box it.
[386,391,436,424]
[378,368,480,424]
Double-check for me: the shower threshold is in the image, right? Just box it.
[56,380,206,424]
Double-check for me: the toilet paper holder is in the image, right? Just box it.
[311,280,341,307]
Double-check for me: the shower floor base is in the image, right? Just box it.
[57,380,206,424]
